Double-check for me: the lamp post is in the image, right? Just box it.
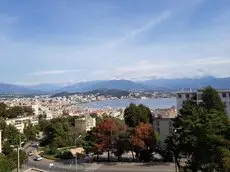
[75,135,82,172]
[0,130,2,154]
[17,133,21,172]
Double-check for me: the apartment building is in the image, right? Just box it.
[152,107,176,142]
[176,89,230,118]
[153,118,173,142]
[75,115,96,132]
[6,116,38,133]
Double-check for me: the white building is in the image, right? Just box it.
[152,107,177,142]
[6,116,38,133]
[32,104,39,116]
[176,89,230,118]
[153,118,173,142]
[75,115,96,132]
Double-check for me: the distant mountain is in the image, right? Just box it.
[140,76,230,90]
[2,76,230,94]
[28,83,65,93]
[60,80,148,92]
[0,83,42,94]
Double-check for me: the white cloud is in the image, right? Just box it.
[30,69,84,76]
[88,56,230,80]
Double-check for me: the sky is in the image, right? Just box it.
[0,0,230,85]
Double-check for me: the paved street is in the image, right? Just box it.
[23,143,175,172]
[94,163,175,172]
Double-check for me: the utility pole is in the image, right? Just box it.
[17,133,21,172]
[75,135,82,172]
[0,130,2,153]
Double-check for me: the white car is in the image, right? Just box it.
[34,156,43,161]
[49,163,54,168]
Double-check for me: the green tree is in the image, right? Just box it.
[169,87,230,172]
[24,121,38,141]
[3,125,20,155]
[40,117,77,149]
[201,86,226,113]
[8,150,27,168]
[0,154,15,172]
[38,118,50,132]
[124,103,153,128]
[0,103,7,119]
[82,129,98,154]
[113,131,130,161]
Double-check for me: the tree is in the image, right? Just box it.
[169,87,230,172]
[113,131,130,161]
[40,117,78,149]
[124,103,153,128]
[38,118,50,132]
[24,121,38,141]
[0,154,15,172]
[0,103,7,119]
[3,125,20,155]
[82,130,98,154]
[93,118,127,162]
[201,86,226,113]
[8,150,27,168]
[131,122,157,162]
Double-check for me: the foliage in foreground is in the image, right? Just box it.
[167,86,230,172]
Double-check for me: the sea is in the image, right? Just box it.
[77,98,176,110]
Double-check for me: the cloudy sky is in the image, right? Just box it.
[0,0,230,84]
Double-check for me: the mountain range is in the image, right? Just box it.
[1,76,230,94]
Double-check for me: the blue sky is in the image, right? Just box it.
[0,0,230,85]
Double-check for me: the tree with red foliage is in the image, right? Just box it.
[93,118,127,162]
[131,122,157,161]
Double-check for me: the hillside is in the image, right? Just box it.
[0,83,42,94]
[60,80,148,92]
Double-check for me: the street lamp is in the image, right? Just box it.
[11,133,21,172]
[75,135,82,172]
[18,133,21,172]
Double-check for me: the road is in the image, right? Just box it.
[23,143,175,172]
[24,143,100,171]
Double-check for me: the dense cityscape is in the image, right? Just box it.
[1,0,230,172]
[0,87,230,172]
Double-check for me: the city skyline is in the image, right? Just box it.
[0,0,230,84]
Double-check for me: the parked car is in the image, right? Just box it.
[34,156,43,161]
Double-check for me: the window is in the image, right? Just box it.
[222,93,227,98]
[191,93,197,100]
[186,94,190,99]
[157,127,160,133]
[178,94,182,98]
[198,94,202,100]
